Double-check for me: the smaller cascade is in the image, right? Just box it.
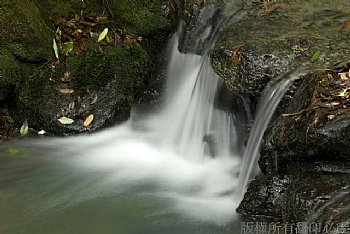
[237,67,309,199]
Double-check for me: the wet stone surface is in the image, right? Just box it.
[211,0,350,96]
[230,0,350,226]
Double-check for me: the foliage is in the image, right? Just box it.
[20,121,28,136]
[58,116,74,125]
[311,50,320,62]
[98,28,108,42]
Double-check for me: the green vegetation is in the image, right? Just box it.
[108,0,172,36]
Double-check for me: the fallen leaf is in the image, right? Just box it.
[311,50,320,62]
[231,44,244,65]
[58,117,74,125]
[20,121,28,136]
[59,88,74,94]
[83,114,94,127]
[98,28,108,42]
[53,39,59,59]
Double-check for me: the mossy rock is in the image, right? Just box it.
[18,43,150,134]
[32,0,102,18]
[0,0,53,62]
[108,0,174,36]
[211,0,350,95]
[0,50,21,102]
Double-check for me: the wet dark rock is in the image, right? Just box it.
[237,174,290,222]
[260,71,350,174]
[238,172,350,227]
[231,0,350,226]
[211,0,350,96]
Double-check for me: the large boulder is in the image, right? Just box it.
[0,50,21,103]
[0,0,52,63]
[260,66,350,173]
[211,0,350,96]
[0,0,177,138]
[0,0,53,139]
[17,43,150,135]
[227,0,350,226]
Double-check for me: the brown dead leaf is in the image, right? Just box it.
[231,44,244,65]
[83,114,94,127]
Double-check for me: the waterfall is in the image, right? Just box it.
[148,35,238,161]
[237,68,309,199]
[10,25,244,225]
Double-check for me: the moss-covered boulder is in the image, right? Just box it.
[32,0,177,37]
[108,0,177,37]
[211,0,350,96]
[32,0,99,18]
[0,0,54,139]
[0,0,53,63]
[0,0,175,137]
[0,50,21,103]
[18,43,150,134]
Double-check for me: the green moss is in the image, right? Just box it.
[68,43,149,104]
[0,0,52,62]
[108,0,171,36]
[8,44,31,61]
[32,0,97,17]
[0,50,21,101]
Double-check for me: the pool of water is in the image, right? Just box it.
[0,130,241,234]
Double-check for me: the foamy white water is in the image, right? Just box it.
[25,34,242,225]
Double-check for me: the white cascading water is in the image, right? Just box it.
[150,36,238,161]
[237,68,309,199]
[28,33,242,224]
